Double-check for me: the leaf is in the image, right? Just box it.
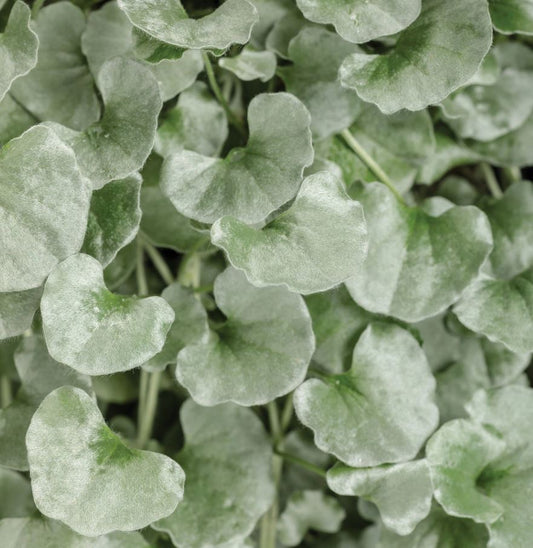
[0,470,34,518]
[339,0,492,114]
[327,460,433,535]
[81,174,142,267]
[144,283,208,372]
[41,254,175,375]
[345,183,493,322]
[219,46,276,82]
[0,94,36,146]
[294,323,439,467]
[0,125,92,293]
[161,92,313,224]
[489,0,533,35]
[0,517,149,548]
[10,2,100,131]
[438,175,480,205]
[155,82,228,158]
[117,0,258,51]
[0,1,38,102]
[294,0,421,44]
[0,287,42,340]
[277,27,362,139]
[265,11,309,59]
[176,267,314,406]
[153,400,274,548]
[248,0,294,48]
[46,57,162,189]
[26,386,184,536]
[91,372,138,404]
[212,172,368,295]
[277,490,346,546]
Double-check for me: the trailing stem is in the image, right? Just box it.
[140,233,175,286]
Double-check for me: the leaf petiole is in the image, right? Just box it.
[481,162,504,199]
[0,376,12,408]
[140,234,175,286]
[274,450,327,478]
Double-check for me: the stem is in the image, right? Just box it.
[136,370,162,448]
[280,394,293,433]
[340,129,405,204]
[31,0,45,18]
[1,376,12,408]
[136,240,148,297]
[308,367,330,383]
[502,166,521,185]
[202,51,246,136]
[275,450,327,478]
[481,162,503,199]
[141,236,175,286]
[178,253,201,288]
[138,368,149,422]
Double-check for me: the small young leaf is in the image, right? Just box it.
[26,386,185,536]
[41,254,175,375]
[219,46,276,82]
[176,267,314,406]
[489,0,533,35]
[294,323,439,467]
[212,172,368,295]
[0,287,42,340]
[161,92,313,224]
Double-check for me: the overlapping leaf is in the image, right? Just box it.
[219,46,276,82]
[0,287,42,340]
[489,0,533,35]
[0,470,34,518]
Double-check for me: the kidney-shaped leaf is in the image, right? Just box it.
[161,92,313,224]
[0,125,92,293]
[340,0,492,114]
[41,254,175,375]
[26,386,184,536]
[294,323,439,467]
[153,399,274,548]
[212,172,368,295]
[176,267,314,406]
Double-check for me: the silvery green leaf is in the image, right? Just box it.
[277,490,346,546]
[489,0,533,35]
[277,27,362,139]
[294,323,439,467]
[46,57,162,189]
[161,92,313,224]
[0,517,149,547]
[0,470,34,518]
[103,241,136,290]
[153,400,274,548]
[26,386,184,536]
[494,41,533,71]
[438,175,480,206]
[0,1,38,102]
[0,94,35,145]
[144,283,208,372]
[0,125,92,293]
[481,338,531,387]
[219,46,276,82]
[212,172,368,295]
[10,3,100,131]
[117,0,258,51]
[0,287,42,340]
[327,460,433,535]
[248,0,293,48]
[295,0,421,44]
[155,82,228,158]
[345,183,493,322]
[264,11,308,59]
[340,0,492,114]
[465,50,500,87]
[82,174,141,267]
[176,267,314,406]
[41,254,175,375]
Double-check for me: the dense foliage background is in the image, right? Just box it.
[1,0,533,546]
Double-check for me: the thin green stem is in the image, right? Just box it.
[308,367,330,383]
[136,240,148,297]
[340,129,405,204]
[202,51,246,136]
[275,450,327,478]
[502,166,521,185]
[136,370,162,448]
[1,376,12,409]
[178,253,201,289]
[141,236,175,286]
[267,401,282,444]
[31,0,45,18]
[138,368,149,423]
[481,162,503,199]
[280,394,293,433]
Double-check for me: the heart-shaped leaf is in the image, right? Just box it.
[117,0,258,51]
[153,399,274,547]
[176,267,314,406]
[41,254,175,375]
[345,183,493,322]
[161,92,313,224]
[212,172,368,295]
[339,0,492,114]
[10,2,100,131]
[0,125,92,293]
[294,323,439,467]
[219,46,276,82]
[489,0,533,35]
[0,288,42,340]
[26,386,185,536]
[295,0,421,44]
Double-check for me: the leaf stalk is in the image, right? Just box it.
[481,162,503,199]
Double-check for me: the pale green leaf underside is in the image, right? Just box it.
[0,125,91,292]
[0,1,38,102]
[340,0,492,114]
[345,183,493,322]
[117,0,258,50]
[0,287,42,340]
[219,46,276,82]
[153,400,274,548]
[295,0,421,44]
[176,267,314,406]
[277,490,346,546]
[41,254,175,375]
[212,172,368,295]
[27,386,184,536]
[489,0,533,35]
[328,460,432,536]
[0,469,34,518]
[161,92,313,224]
[294,323,438,467]
[11,2,100,131]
